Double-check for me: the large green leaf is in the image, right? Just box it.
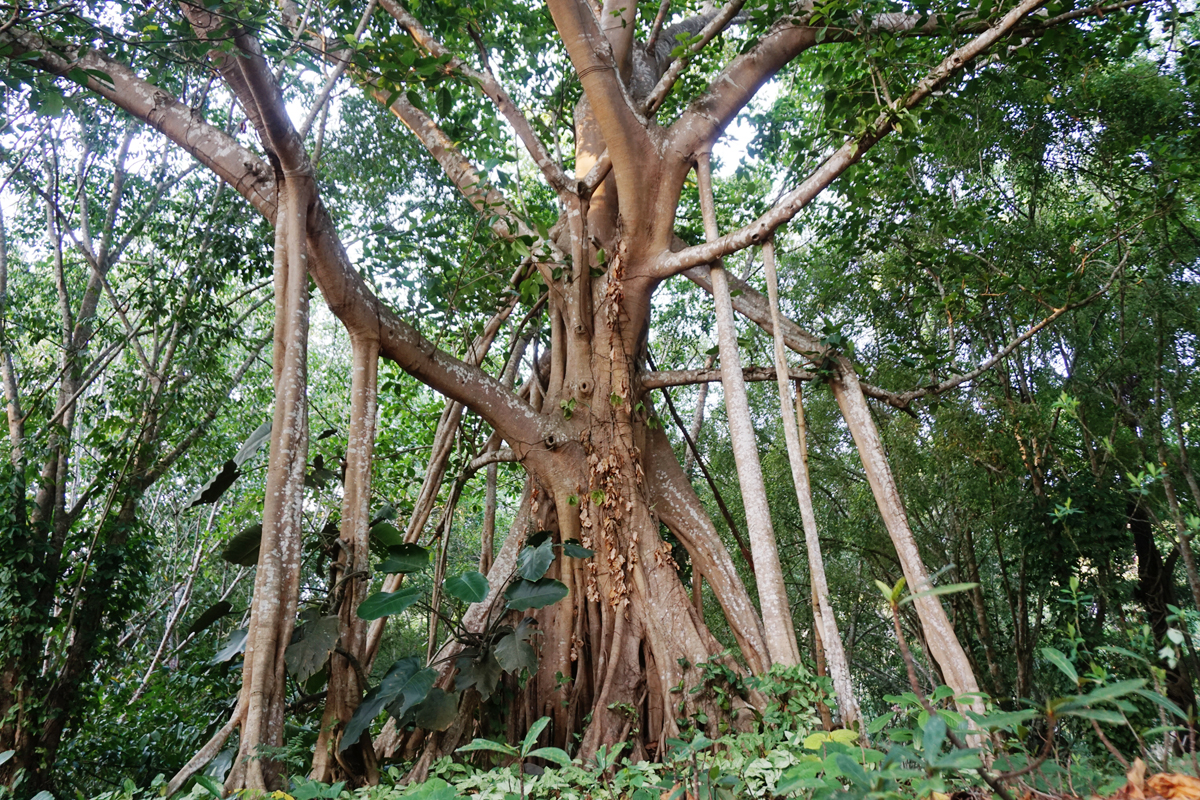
[379,543,431,574]
[562,541,593,559]
[494,631,538,676]
[444,571,489,604]
[455,650,503,700]
[370,521,405,549]
[1041,647,1079,685]
[340,656,432,753]
[357,586,422,620]
[186,460,240,509]
[517,538,555,581]
[210,628,248,664]
[383,660,438,720]
[221,524,262,566]
[184,600,233,637]
[504,578,568,611]
[285,615,340,682]
[232,421,271,466]
[411,688,459,731]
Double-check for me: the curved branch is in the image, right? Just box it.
[546,0,652,197]
[643,0,748,116]
[658,0,1054,276]
[3,29,550,449]
[375,0,572,194]
[642,364,812,389]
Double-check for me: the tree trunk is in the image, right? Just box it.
[762,235,859,724]
[696,153,799,668]
[829,362,984,715]
[311,334,380,785]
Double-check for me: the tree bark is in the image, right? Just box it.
[696,153,799,667]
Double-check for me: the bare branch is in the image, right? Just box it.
[546,0,653,192]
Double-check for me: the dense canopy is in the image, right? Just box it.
[0,0,1198,794]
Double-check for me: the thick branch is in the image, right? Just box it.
[641,364,812,389]
[546,0,653,198]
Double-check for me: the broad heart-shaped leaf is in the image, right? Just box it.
[518,538,555,581]
[285,615,340,682]
[357,586,423,620]
[411,688,459,731]
[455,650,503,700]
[562,541,594,559]
[494,631,538,676]
[232,421,271,466]
[186,460,240,509]
[221,524,262,566]
[340,656,430,753]
[370,520,404,548]
[1041,646,1079,685]
[210,628,248,664]
[504,577,568,611]
[522,715,552,756]
[384,663,438,721]
[379,544,431,574]
[444,571,489,604]
[184,600,233,637]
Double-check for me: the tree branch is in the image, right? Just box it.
[658,0,1055,276]
[642,364,813,389]
[375,0,572,194]
[2,29,551,450]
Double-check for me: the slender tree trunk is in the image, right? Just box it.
[696,153,799,667]
[311,333,380,784]
[761,236,858,723]
[829,362,983,715]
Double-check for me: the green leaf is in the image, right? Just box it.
[184,600,233,637]
[504,578,568,611]
[526,746,573,767]
[1041,647,1079,685]
[494,631,538,676]
[1061,708,1125,724]
[404,778,459,800]
[966,709,1037,730]
[209,628,247,665]
[457,737,518,757]
[922,714,946,756]
[455,650,503,700]
[444,571,490,604]
[232,421,271,466]
[868,712,894,734]
[285,615,340,682]
[1134,689,1189,720]
[384,663,438,720]
[411,688,459,731]
[518,538,555,581]
[562,541,594,558]
[357,586,423,620]
[379,543,431,574]
[522,716,553,756]
[341,656,432,752]
[186,460,240,509]
[1083,679,1146,704]
[370,520,405,549]
[194,775,224,798]
[902,582,979,606]
[221,524,262,566]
